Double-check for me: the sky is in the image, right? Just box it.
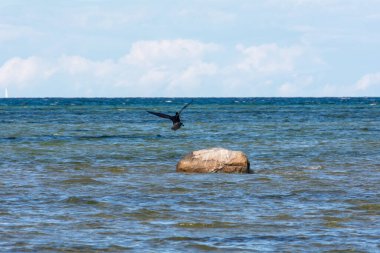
[1,0,380,97]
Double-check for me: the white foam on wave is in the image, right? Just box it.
[307,165,323,170]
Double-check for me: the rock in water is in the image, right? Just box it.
[176,147,250,173]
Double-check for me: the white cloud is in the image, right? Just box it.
[355,72,380,91]
[278,75,314,96]
[0,57,53,88]
[58,55,116,77]
[139,67,169,85]
[167,62,218,95]
[235,43,304,74]
[0,39,221,96]
[315,72,380,97]
[122,39,220,67]
[6,39,375,97]
[59,55,92,74]
[115,39,221,96]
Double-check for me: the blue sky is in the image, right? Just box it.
[1,0,380,97]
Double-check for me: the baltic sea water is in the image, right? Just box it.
[0,98,379,252]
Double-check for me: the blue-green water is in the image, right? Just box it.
[0,98,379,252]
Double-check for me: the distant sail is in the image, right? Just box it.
[5,88,8,98]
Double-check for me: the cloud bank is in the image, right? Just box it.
[1,39,336,97]
[1,37,376,97]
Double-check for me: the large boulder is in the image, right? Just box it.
[176,147,250,173]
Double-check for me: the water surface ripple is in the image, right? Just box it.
[0,98,379,252]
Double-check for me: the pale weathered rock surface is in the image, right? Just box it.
[176,147,250,173]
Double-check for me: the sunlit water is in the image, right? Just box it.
[0,98,379,252]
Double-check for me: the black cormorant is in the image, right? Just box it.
[147,100,193,130]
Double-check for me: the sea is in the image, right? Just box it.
[0,97,379,252]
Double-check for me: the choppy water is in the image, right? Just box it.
[0,97,379,252]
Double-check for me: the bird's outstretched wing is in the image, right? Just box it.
[147,111,173,120]
[178,99,193,115]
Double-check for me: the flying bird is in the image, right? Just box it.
[147,100,193,130]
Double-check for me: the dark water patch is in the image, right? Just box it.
[18,244,133,252]
[89,212,118,219]
[74,221,108,229]
[1,135,69,143]
[166,236,197,241]
[213,234,310,244]
[164,186,191,194]
[76,134,131,140]
[262,213,296,221]
[0,211,11,216]
[63,196,106,206]
[53,215,74,222]
[257,193,295,200]
[38,139,69,147]
[255,176,272,182]
[74,133,176,141]
[125,208,172,221]
[350,203,380,215]
[322,216,351,228]
[2,136,17,140]
[43,162,96,173]
[155,236,242,252]
[69,162,93,170]
[102,166,128,173]
[187,243,220,251]
[323,249,367,253]
[175,221,240,229]
[1,133,168,143]
[61,177,105,185]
